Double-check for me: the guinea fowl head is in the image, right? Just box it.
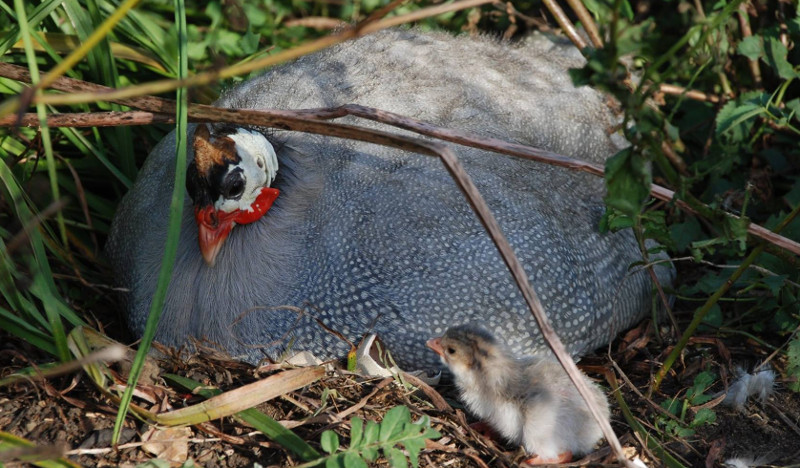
[186,124,280,265]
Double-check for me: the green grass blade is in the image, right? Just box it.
[0,154,74,363]
[163,373,321,461]
[14,0,68,249]
[86,0,137,179]
[61,0,137,180]
[0,308,58,355]
[0,431,82,467]
[0,0,63,56]
[98,1,177,76]
[111,0,188,445]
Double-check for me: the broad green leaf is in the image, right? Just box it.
[363,420,379,445]
[788,337,800,393]
[361,445,378,462]
[402,437,426,467]
[343,452,368,468]
[692,408,716,427]
[716,101,764,137]
[350,417,364,448]
[385,447,407,468]
[379,406,409,442]
[324,454,344,468]
[737,36,763,60]
[604,148,651,218]
[764,36,797,79]
[320,430,339,455]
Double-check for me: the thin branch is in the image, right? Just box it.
[2,62,799,257]
[541,0,588,50]
[659,83,721,103]
[0,0,496,115]
[736,2,762,87]
[564,0,603,48]
[1,111,174,127]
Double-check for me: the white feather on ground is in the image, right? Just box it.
[723,454,775,468]
[722,367,776,410]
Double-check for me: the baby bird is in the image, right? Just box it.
[426,325,609,464]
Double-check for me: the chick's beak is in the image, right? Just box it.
[426,337,444,357]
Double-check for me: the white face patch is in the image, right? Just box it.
[213,128,279,213]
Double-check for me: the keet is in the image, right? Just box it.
[427,324,609,463]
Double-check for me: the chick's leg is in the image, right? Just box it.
[520,402,565,462]
[523,452,573,465]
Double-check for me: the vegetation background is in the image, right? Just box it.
[0,0,798,466]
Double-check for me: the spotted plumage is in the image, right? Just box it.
[106,29,674,369]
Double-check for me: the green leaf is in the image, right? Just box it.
[384,447,408,468]
[762,275,787,296]
[787,336,800,393]
[604,148,651,219]
[691,408,716,427]
[699,304,722,331]
[363,420,379,445]
[379,406,409,442]
[763,37,797,79]
[343,452,368,468]
[402,437,426,468]
[361,446,379,462]
[669,218,703,252]
[324,454,344,468]
[320,431,339,455]
[350,417,364,448]
[716,100,764,137]
[737,36,763,60]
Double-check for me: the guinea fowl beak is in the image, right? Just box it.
[195,206,236,266]
[426,337,444,357]
[194,187,280,266]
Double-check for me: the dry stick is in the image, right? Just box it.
[0,111,174,127]
[658,83,721,104]
[2,62,799,256]
[736,2,762,87]
[0,0,496,116]
[564,0,603,48]
[541,0,588,49]
[327,104,800,257]
[24,104,800,256]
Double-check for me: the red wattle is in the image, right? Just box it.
[234,187,280,224]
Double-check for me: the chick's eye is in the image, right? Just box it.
[223,171,245,199]
[446,347,456,355]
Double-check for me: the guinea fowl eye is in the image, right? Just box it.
[223,171,246,199]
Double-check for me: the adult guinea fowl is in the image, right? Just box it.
[107,29,673,370]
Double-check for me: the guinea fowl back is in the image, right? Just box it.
[107,29,673,369]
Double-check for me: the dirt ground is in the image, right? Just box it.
[2,312,800,468]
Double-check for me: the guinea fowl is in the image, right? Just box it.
[106,29,673,370]
[427,325,609,463]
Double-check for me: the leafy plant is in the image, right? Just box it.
[306,406,440,468]
[656,371,717,438]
